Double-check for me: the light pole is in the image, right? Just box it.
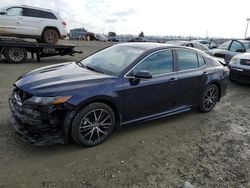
[245,18,250,38]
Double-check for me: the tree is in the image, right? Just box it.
[139,31,144,38]
[108,32,116,37]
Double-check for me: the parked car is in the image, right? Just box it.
[94,34,107,42]
[192,39,218,49]
[0,5,67,44]
[166,40,213,55]
[229,53,250,83]
[9,43,229,146]
[107,37,119,42]
[129,37,148,42]
[210,40,250,64]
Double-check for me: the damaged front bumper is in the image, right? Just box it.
[9,92,69,145]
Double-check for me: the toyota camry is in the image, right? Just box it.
[9,43,229,146]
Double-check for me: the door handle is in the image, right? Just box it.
[168,77,177,82]
[202,72,208,76]
[16,21,22,24]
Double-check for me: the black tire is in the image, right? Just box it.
[199,84,219,113]
[42,29,59,44]
[4,47,27,63]
[71,103,115,146]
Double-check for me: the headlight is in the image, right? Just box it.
[230,57,240,65]
[27,96,71,105]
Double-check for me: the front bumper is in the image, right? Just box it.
[229,67,250,84]
[9,93,68,145]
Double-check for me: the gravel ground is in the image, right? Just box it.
[0,41,249,188]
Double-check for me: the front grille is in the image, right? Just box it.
[13,87,33,102]
[240,59,250,66]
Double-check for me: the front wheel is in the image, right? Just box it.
[199,84,219,113]
[71,103,115,146]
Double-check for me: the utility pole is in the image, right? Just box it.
[245,18,250,38]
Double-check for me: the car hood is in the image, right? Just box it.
[15,62,116,96]
[234,52,250,59]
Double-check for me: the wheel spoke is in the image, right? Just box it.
[89,129,95,142]
[97,110,104,121]
[93,110,98,122]
[81,129,93,139]
[96,127,107,135]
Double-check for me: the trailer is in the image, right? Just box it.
[0,37,82,63]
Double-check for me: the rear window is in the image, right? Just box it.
[23,8,42,18]
[176,49,199,71]
[41,11,57,19]
[23,8,57,19]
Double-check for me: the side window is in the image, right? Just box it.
[197,55,206,67]
[132,50,173,76]
[176,49,199,71]
[23,8,42,18]
[41,11,57,19]
[229,41,245,52]
[193,43,203,51]
[6,8,23,16]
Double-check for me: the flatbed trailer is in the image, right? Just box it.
[0,37,82,63]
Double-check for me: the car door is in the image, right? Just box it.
[122,49,179,122]
[175,49,207,107]
[21,8,44,35]
[225,40,246,63]
[0,7,25,35]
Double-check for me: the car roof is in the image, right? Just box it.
[3,5,56,13]
[117,42,184,50]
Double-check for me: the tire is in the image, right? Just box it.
[4,47,27,63]
[42,29,59,44]
[199,84,219,113]
[71,103,116,146]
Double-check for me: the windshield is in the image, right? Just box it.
[79,45,145,76]
[218,41,231,49]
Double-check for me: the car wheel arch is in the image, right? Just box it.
[206,81,221,101]
[63,97,121,142]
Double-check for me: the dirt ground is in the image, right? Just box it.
[0,41,249,188]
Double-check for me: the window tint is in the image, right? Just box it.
[7,8,23,16]
[229,41,245,52]
[176,49,199,71]
[23,8,42,18]
[41,11,57,19]
[132,50,173,76]
[198,55,206,67]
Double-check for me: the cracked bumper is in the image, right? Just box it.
[9,95,67,145]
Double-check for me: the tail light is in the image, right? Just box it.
[62,21,67,26]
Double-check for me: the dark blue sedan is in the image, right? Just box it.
[9,43,229,146]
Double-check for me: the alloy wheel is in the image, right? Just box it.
[79,109,112,144]
[202,86,218,111]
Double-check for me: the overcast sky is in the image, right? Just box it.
[2,0,250,38]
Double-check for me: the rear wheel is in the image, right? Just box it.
[71,103,115,146]
[42,29,59,44]
[4,47,27,63]
[199,84,219,112]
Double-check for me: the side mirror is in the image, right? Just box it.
[134,70,152,79]
[236,49,245,53]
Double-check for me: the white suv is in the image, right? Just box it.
[0,5,67,44]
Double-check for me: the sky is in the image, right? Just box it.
[1,0,250,38]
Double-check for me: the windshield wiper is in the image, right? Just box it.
[85,65,104,74]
